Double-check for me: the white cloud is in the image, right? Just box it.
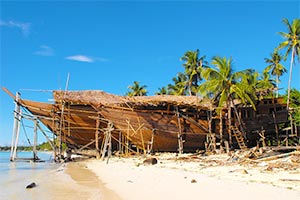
[0,20,31,36]
[34,45,54,56]
[66,55,94,63]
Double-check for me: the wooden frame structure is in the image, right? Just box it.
[3,87,298,162]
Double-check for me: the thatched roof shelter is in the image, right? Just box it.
[53,90,214,109]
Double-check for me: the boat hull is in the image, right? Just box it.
[98,106,209,152]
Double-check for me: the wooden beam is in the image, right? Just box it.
[178,111,208,132]
[77,140,96,151]
[2,87,16,100]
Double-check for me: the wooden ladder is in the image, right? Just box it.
[231,125,247,150]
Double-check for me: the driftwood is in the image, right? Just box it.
[257,151,299,162]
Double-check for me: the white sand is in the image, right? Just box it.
[86,153,300,200]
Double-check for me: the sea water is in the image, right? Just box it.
[0,151,57,200]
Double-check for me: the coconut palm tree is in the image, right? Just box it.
[276,18,300,109]
[155,87,168,95]
[167,72,188,96]
[241,70,276,100]
[264,51,287,97]
[180,49,208,96]
[126,81,148,97]
[199,56,256,146]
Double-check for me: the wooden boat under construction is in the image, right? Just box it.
[4,87,294,158]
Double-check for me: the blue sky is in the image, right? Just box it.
[0,1,299,146]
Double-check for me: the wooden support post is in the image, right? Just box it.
[107,123,112,163]
[227,102,232,148]
[219,110,224,152]
[36,123,56,152]
[289,112,294,144]
[51,108,57,161]
[286,128,289,147]
[206,109,216,151]
[54,115,62,162]
[176,107,183,154]
[12,109,22,161]
[33,119,38,161]
[224,141,230,154]
[10,92,21,161]
[118,131,122,154]
[58,102,64,157]
[101,122,113,161]
[95,117,100,159]
[147,129,155,154]
[272,111,279,146]
[126,121,130,155]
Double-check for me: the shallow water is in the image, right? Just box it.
[0,151,107,200]
[0,151,57,200]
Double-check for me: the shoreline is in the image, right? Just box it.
[65,160,121,200]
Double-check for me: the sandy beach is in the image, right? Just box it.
[83,153,300,200]
[3,151,300,200]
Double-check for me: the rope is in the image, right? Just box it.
[21,118,32,146]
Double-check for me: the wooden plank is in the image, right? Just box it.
[2,87,16,100]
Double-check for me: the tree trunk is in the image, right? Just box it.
[287,46,295,110]
[229,96,245,133]
[287,47,295,137]
[276,75,279,98]
[227,101,232,147]
[219,110,223,145]
[189,81,192,96]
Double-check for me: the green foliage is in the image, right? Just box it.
[199,56,256,110]
[0,141,66,152]
[264,51,287,97]
[276,18,300,108]
[167,72,188,95]
[276,18,300,61]
[37,141,53,151]
[284,88,300,125]
[180,49,208,96]
[155,87,168,95]
[126,81,148,96]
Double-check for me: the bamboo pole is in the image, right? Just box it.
[10,92,21,161]
[36,123,55,151]
[95,117,100,159]
[12,110,22,161]
[33,119,38,161]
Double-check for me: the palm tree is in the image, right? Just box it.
[264,51,287,97]
[180,49,208,96]
[241,70,276,100]
[167,72,188,96]
[256,70,276,99]
[199,56,256,146]
[276,18,300,109]
[155,87,168,95]
[126,81,148,97]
